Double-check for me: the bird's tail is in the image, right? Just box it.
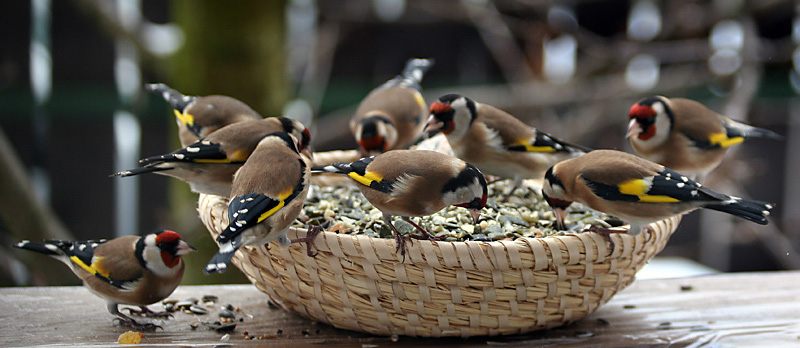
[204,240,240,274]
[724,119,783,140]
[310,163,350,174]
[146,83,196,113]
[384,58,434,91]
[13,240,67,257]
[111,165,171,178]
[705,197,773,225]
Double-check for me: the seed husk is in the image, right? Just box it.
[294,180,621,241]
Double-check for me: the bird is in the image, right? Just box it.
[425,93,590,198]
[205,132,320,274]
[13,230,196,330]
[541,149,773,237]
[350,58,434,156]
[627,96,781,179]
[310,149,488,257]
[113,117,312,197]
[146,83,262,147]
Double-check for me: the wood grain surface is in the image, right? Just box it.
[1,271,799,347]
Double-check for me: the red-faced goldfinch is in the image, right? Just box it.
[627,96,781,179]
[541,149,773,236]
[113,117,312,197]
[350,58,434,156]
[146,83,262,147]
[14,230,195,330]
[426,94,590,197]
[311,149,487,256]
[205,132,318,273]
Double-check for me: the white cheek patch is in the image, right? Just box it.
[630,100,671,149]
[442,177,483,207]
[543,179,569,201]
[446,98,474,141]
[383,122,398,148]
[142,235,180,277]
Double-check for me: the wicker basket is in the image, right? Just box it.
[199,190,681,337]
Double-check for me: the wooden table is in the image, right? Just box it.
[1,271,799,347]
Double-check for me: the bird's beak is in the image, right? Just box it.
[176,241,197,256]
[424,115,443,133]
[626,119,642,139]
[469,208,482,224]
[553,207,567,230]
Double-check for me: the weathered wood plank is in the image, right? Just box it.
[1,271,799,347]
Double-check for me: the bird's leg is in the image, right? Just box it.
[124,305,173,319]
[108,303,162,331]
[383,214,411,260]
[403,217,444,241]
[291,225,324,257]
[585,225,644,253]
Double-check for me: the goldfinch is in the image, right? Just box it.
[541,149,773,236]
[627,96,781,179]
[426,94,590,197]
[205,132,318,274]
[311,149,487,256]
[350,58,434,156]
[146,83,262,147]
[113,117,312,197]
[14,230,195,330]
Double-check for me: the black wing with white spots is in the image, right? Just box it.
[310,157,395,193]
[13,239,137,289]
[506,129,592,154]
[139,141,231,166]
[218,193,281,245]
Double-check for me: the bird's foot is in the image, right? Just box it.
[393,232,412,261]
[291,225,324,257]
[585,225,627,252]
[124,306,173,319]
[403,217,444,241]
[113,316,163,331]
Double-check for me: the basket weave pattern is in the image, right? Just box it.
[199,193,680,337]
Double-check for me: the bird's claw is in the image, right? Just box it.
[585,225,628,253]
[408,232,445,241]
[113,317,163,331]
[291,225,323,257]
[393,232,411,261]
[124,306,173,319]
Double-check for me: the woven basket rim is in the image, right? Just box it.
[280,216,680,265]
[198,193,681,337]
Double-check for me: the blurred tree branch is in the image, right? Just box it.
[0,127,78,285]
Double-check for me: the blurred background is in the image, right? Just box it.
[1,0,797,286]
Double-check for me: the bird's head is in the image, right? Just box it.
[542,167,573,230]
[426,94,476,139]
[139,230,196,276]
[355,114,396,155]
[444,163,488,224]
[278,117,314,159]
[628,96,672,145]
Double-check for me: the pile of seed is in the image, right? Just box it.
[294,180,624,241]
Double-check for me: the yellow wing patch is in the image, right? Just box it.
[174,109,195,127]
[256,188,295,223]
[709,132,744,148]
[71,255,111,279]
[413,92,426,109]
[193,150,247,163]
[348,171,384,187]
[513,138,557,153]
[618,179,680,203]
